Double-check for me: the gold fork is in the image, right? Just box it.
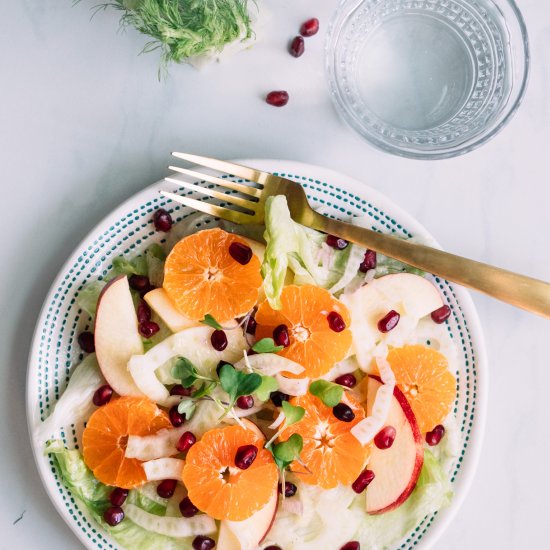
[161,153,550,319]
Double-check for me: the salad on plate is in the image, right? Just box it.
[39,194,460,550]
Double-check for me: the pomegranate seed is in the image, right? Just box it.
[431,305,451,324]
[374,426,397,449]
[169,406,185,427]
[300,17,319,37]
[334,373,357,388]
[352,469,375,493]
[170,384,192,397]
[235,444,258,470]
[266,90,289,107]
[93,385,113,406]
[289,36,305,57]
[359,249,377,273]
[109,488,128,507]
[333,402,355,422]
[377,310,400,333]
[153,208,172,232]
[211,329,228,351]
[340,542,360,550]
[216,361,232,377]
[139,320,160,338]
[273,324,290,347]
[270,391,289,407]
[78,331,95,353]
[245,316,257,335]
[103,506,124,526]
[157,479,178,498]
[327,311,346,332]
[180,496,199,518]
[129,274,150,291]
[177,431,197,453]
[229,242,253,265]
[137,300,152,324]
[236,395,254,409]
[278,481,297,497]
[192,536,216,550]
[426,424,446,446]
[264,547,282,550]
[326,234,348,250]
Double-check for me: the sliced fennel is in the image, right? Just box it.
[143,458,185,481]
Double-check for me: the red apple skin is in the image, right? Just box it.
[259,491,279,544]
[366,376,424,515]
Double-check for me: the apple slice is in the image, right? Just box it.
[365,376,424,514]
[144,288,199,333]
[340,273,444,368]
[94,275,143,396]
[217,490,278,550]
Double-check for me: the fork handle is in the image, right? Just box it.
[318,216,550,319]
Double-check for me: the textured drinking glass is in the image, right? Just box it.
[326,0,529,159]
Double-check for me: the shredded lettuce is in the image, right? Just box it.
[77,280,106,317]
[145,244,166,288]
[45,441,190,549]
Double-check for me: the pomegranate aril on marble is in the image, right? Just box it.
[109,487,128,507]
[359,249,377,273]
[129,274,150,292]
[333,402,355,422]
[169,406,185,427]
[270,390,289,407]
[327,311,346,332]
[374,425,397,449]
[300,17,319,37]
[153,208,172,232]
[425,424,446,446]
[170,384,192,397]
[137,299,152,324]
[266,90,289,107]
[278,481,297,497]
[177,431,197,453]
[93,384,113,407]
[192,536,216,550]
[340,542,360,550]
[229,242,253,265]
[334,373,357,388]
[377,310,400,333]
[326,234,348,250]
[235,444,258,470]
[78,331,95,353]
[431,305,451,324]
[289,36,305,57]
[139,320,160,338]
[103,506,124,526]
[273,324,290,347]
[236,395,254,409]
[352,469,375,494]
[180,496,199,518]
[211,329,228,351]
[157,479,178,498]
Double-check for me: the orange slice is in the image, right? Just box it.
[182,424,278,521]
[255,285,352,378]
[279,393,370,489]
[385,345,456,433]
[163,228,262,321]
[82,397,171,489]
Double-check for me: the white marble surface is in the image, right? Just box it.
[1,0,549,548]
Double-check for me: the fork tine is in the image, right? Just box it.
[168,165,262,199]
[172,152,268,186]
[159,191,253,224]
[164,177,257,212]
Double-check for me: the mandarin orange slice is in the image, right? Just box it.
[279,393,370,489]
[163,228,263,321]
[82,396,171,489]
[385,345,457,433]
[255,285,352,378]
[182,424,278,521]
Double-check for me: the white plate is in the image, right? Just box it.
[27,159,487,550]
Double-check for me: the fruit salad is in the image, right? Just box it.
[40,195,460,550]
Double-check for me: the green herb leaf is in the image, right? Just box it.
[192,381,217,399]
[177,399,196,419]
[282,401,305,426]
[219,364,262,405]
[171,357,198,388]
[252,338,284,354]
[255,375,279,401]
[201,314,223,330]
[309,380,344,408]
[272,434,303,470]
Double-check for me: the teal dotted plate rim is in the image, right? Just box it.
[26,159,487,550]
